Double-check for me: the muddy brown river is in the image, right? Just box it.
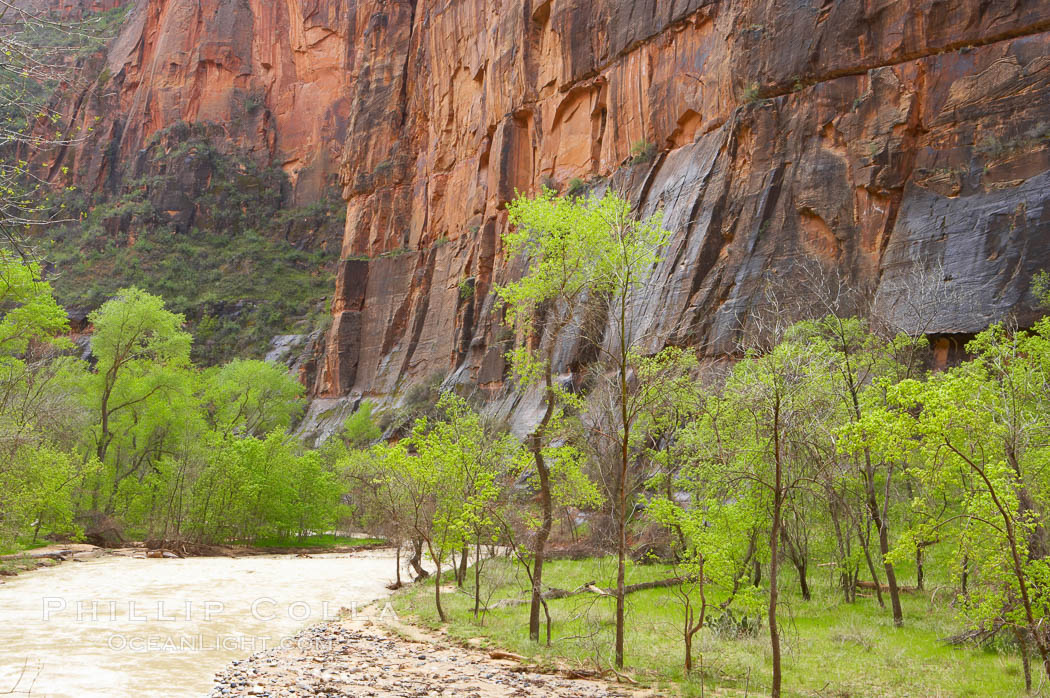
[0,550,405,697]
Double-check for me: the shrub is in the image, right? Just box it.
[458,277,475,302]
[630,140,657,164]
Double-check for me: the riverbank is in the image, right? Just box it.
[0,543,106,579]
[209,612,651,697]
[0,538,388,581]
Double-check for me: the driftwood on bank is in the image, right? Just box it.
[489,576,686,610]
[488,650,526,662]
[0,549,72,561]
[856,579,917,594]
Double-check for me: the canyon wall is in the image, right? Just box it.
[42,1,1050,434]
[305,0,1050,433]
[53,0,359,204]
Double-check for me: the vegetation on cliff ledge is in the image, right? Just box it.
[44,122,343,364]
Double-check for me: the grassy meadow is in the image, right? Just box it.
[389,555,1030,697]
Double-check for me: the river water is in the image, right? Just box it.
[0,550,404,697]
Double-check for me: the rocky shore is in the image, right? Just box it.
[209,617,650,698]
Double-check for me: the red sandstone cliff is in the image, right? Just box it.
[54,0,358,203]
[311,0,1050,412]
[42,1,1050,431]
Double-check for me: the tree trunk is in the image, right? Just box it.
[769,399,783,698]
[457,544,469,587]
[433,556,445,622]
[615,505,627,669]
[796,559,810,601]
[1015,627,1033,693]
[684,625,693,674]
[614,290,630,671]
[829,495,855,602]
[409,538,429,580]
[781,527,810,601]
[474,535,482,619]
[863,459,903,625]
[528,360,557,643]
[858,524,884,608]
[394,541,402,587]
[529,442,553,643]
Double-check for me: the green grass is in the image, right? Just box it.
[390,555,1029,697]
[0,556,56,577]
[0,540,60,577]
[246,534,385,549]
[0,538,52,556]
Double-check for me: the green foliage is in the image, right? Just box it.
[877,319,1050,664]
[88,286,192,370]
[498,189,667,341]
[0,251,69,357]
[0,254,92,546]
[0,281,344,549]
[200,359,305,437]
[1032,269,1050,309]
[340,400,381,449]
[0,444,89,543]
[188,430,347,544]
[44,129,341,364]
[630,139,657,164]
[458,277,474,302]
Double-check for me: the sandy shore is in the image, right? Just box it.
[208,615,654,698]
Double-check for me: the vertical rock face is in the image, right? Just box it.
[57,0,358,203]
[40,1,1050,422]
[312,0,1050,415]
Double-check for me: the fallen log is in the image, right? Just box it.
[856,580,918,594]
[0,550,71,561]
[489,576,686,609]
[488,650,525,662]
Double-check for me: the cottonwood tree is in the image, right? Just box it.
[0,252,88,544]
[579,194,669,669]
[186,430,345,544]
[496,188,621,642]
[411,393,519,620]
[788,316,925,622]
[877,321,1050,692]
[699,333,838,698]
[358,440,426,583]
[199,359,305,438]
[78,288,195,521]
[587,346,693,669]
[791,262,935,623]
[649,385,761,676]
[501,187,668,661]
[377,393,519,622]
